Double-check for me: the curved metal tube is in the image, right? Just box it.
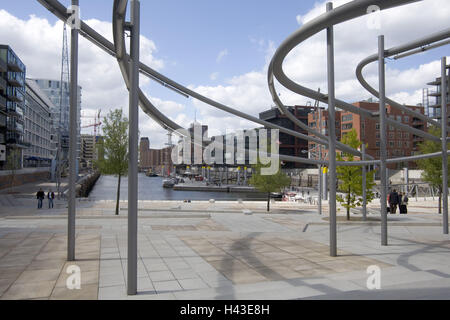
[355,27,450,131]
[37,0,447,167]
[268,0,441,143]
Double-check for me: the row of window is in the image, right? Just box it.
[24,131,51,149]
[376,150,410,157]
[375,140,410,148]
[23,145,52,158]
[375,132,410,139]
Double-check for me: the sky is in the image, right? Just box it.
[0,0,448,148]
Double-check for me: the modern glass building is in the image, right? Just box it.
[0,45,27,170]
[32,78,82,164]
[23,79,54,167]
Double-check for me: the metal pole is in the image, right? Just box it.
[318,107,322,215]
[326,2,337,257]
[67,0,79,261]
[127,0,140,296]
[362,143,367,221]
[441,57,448,234]
[318,147,322,215]
[404,167,409,195]
[379,35,388,246]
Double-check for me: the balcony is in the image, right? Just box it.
[7,51,25,73]
[7,101,24,117]
[7,119,24,133]
[7,72,24,87]
[6,87,24,102]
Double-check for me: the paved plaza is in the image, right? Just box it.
[1,184,450,300]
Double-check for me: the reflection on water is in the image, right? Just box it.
[89,174,267,201]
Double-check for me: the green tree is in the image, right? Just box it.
[95,109,128,215]
[336,129,375,220]
[249,160,291,212]
[5,148,21,190]
[416,126,450,214]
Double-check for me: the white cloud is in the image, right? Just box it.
[216,49,228,63]
[190,0,449,131]
[0,9,176,147]
[210,72,219,81]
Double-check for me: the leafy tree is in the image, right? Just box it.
[249,160,291,212]
[416,126,450,214]
[5,148,21,190]
[95,109,128,215]
[336,129,375,220]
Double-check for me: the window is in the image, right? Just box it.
[389,125,394,131]
[376,132,380,138]
[342,114,353,122]
[342,123,353,130]
[376,150,380,157]
[397,132,402,139]
[404,116,409,123]
[403,133,409,139]
[389,141,394,147]
[389,133,394,139]
[396,115,402,121]
[376,141,380,147]
[404,141,409,148]
[376,123,380,130]
[397,141,402,147]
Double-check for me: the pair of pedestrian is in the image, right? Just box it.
[36,188,55,209]
[388,189,409,214]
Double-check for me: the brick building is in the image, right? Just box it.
[259,105,315,168]
[139,137,172,172]
[308,101,426,169]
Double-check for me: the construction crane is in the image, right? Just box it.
[81,109,102,137]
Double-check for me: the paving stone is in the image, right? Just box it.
[178,278,209,290]
[153,280,182,292]
[1,280,56,300]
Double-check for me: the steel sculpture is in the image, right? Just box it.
[36,0,449,295]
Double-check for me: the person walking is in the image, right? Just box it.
[47,189,55,209]
[36,188,45,209]
[400,193,409,214]
[388,189,399,214]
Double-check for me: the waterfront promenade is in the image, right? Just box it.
[0,180,449,300]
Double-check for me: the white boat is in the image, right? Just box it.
[162,178,175,188]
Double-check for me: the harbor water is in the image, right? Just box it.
[88,174,268,201]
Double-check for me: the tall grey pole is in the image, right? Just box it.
[67,0,79,261]
[379,35,388,246]
[318,147,322,215]
[404,167,409,195]
[318,107,322,215]
[441,57,448,234]
[127,0,140,296]
[326,2,337,257]
[362,143,367,221]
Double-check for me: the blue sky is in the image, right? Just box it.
[0,0,448,147]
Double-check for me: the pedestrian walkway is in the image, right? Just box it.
[0,199,449,300]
